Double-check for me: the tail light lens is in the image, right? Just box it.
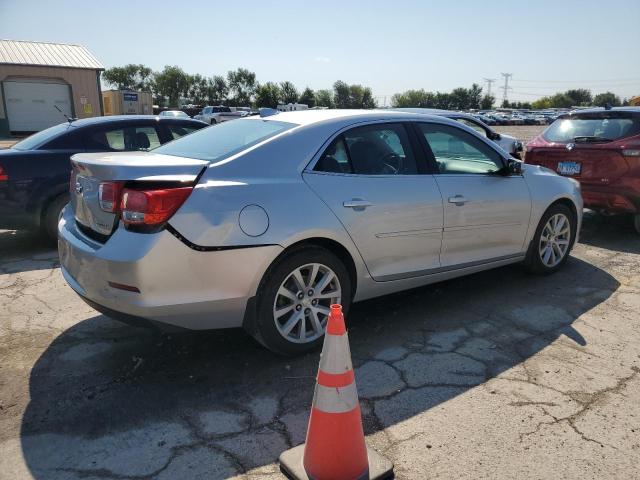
[0,165,8,181]
[98,181,124,213]
[120,187,193,226]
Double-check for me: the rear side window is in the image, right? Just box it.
[153,118,296,161]
[85,125,161,151]
[543,113,640,142]
[315,123,418,175]
[167,124,200,140]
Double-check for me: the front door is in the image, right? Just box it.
[415,122,531,267]
[303,122,443,281]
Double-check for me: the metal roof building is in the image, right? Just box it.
[0,40,104,136]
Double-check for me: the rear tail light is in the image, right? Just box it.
[0,165,8,181]
[120,186,193,226]
[98,181,124,213]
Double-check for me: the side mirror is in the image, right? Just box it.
[507,158,522,175]
[492,132,502,141]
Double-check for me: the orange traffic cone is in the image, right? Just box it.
[279,304,394,480]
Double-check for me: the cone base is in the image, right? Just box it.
[279,443,394,480]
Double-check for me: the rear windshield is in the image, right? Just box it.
[12,123,74,150]
[153,118,296,161]
[543,113,640,143]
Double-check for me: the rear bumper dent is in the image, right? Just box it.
[58,206,283,330]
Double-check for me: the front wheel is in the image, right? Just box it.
[524,203,576,275]
[253,246,351,356]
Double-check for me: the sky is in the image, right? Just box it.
[1,0,639,104]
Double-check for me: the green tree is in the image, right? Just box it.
[480,94,495,110]
[593,91,621,107]
[391,89,435,108]
[298,87,316,107]
[315,89,334,108]
[255,82,281,108]
[450,87,471,110]
[280,81,299,104]
[154,66,190,107]
[333,80,351,108]
[103,64,153,91]
[468,83,483,109]
[227,68,257,106]
[187,74,208,104]
[207,75,228,104]
[565,89,592,106]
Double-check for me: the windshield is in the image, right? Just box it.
[12,123,74,150]
[153,118,296,161]
[543,113,640,143]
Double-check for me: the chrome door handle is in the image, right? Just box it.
[448,195,469,206]
[343,199,372,210]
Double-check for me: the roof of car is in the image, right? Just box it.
[565,107,640,116]
[68,115,206,127]
[252,109,451,127]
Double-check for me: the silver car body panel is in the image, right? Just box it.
[58,110,583,330]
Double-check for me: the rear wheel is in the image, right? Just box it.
[253,246,351,356]
[41,193,69,243]
[524,203,576,274]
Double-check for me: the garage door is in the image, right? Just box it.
[4,80,73,132]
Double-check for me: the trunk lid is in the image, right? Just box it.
[526,144,629,186]
[71,151,207,237]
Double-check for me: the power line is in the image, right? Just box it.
[500,73,513,104]
[511,77,640,84]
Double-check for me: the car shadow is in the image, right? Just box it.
[19,254,618,478]
[0,229,58,273]
[579,210,639,254]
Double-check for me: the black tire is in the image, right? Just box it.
[210,118,217,125]
[252,246,352,356]
[524,203,577,275]
[41,193,69,243]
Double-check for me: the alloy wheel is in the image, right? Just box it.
[539,213,571,267]
[273,263,341,343]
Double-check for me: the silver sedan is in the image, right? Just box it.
[58,110,582,355]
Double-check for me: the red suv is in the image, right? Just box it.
[525,107,640,233]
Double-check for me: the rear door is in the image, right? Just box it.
[415,122,531,267]
[303,122,443,281]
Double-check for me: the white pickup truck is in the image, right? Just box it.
[193,106,248,124]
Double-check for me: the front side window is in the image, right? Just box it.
[418,123,503,175]
[153,118,296,161]
[315,123,417,175]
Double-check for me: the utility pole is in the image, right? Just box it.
[500,73,513,106]
[483,78,496,98]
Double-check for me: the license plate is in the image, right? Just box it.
[557,161,581,175]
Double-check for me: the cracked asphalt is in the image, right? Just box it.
[0,211,639,479]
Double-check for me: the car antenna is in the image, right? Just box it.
[54,105,77,124]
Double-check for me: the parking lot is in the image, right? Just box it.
[1,125,639,480]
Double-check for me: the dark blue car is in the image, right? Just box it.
[0,115,207,240]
